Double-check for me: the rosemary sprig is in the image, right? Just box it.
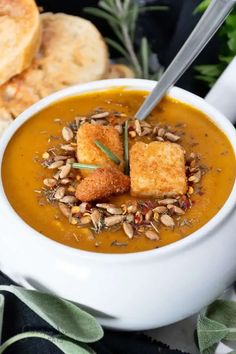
[72,163,101,170]
[123,120,129,175]
[94,140,121,165]
[84,0,167,79]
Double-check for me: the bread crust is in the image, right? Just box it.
[0,0,41,85]
[0,12,109,118]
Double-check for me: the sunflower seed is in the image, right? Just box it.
[107,206,123,215]
[80,216,91,225]
[54,155,68,161]
[158,128,166,137]
[96,203,115,209]
[160,214,175,227]
[127,204,138,213]
[123,222,134,239]
[153,206,167,213]
[114,125,123,134]
[153,212,159,221]
[145,230,159,240]
[188,170,201,183]
[59,202,71,218]
[43,178,57,188]
[48,160,64,169]
[126,214,134,223]
[158,198,177,206]
[79,202,89,213]
[167,205,185,215]
[61,144,76,151]
[145,210,153,221]
[91,112,109,119]
[165,132,180,142]
[60,196,77,204]
[104,215,124,227]
[42,152,50,159]
[54,187,66,200]
[62,127,74,142]
[59,164,71,179]
[91,209,101,227]
[134,120,142,136]
[61,178,71,185]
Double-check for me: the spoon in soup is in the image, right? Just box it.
[135,0,236,121]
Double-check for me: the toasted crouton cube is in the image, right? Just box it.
[130,141,187,198]
[76,167,130,202]
[77,123,124,176]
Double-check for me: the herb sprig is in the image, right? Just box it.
[194,0,236,87]
[0,285,103,353]
[197,299,236,353]
[84,0,168,79]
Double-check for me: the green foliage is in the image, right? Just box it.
[84,0,168,79]
[195,1,236,87]
[197,300,236,354]
[0,285,103,353]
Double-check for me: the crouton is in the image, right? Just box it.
[77,123,124,176]
[130,141,187,198]
[76,167,130,202]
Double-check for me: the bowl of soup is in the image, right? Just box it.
[0,78,235,330]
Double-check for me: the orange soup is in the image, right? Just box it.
[2,89,236,253]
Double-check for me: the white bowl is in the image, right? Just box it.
[0,79,236,330]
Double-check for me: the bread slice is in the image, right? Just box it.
[0,12,109,118]
[105,64,135,79]
[0,0,41,85]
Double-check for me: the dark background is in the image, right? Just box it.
[1,1,219,353]
[36,0,220,97]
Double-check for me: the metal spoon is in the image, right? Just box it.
[135,0,236,121]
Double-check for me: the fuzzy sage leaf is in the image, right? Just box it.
[0,332,95,354]
[0,285,103,343]
[197,314,228,353]
[206,300,236,341]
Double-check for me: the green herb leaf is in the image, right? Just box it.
[84,7,119,24]
[194,0,210,14]
[105,37,129,59]
[0,295,4,344]
[95,140,120,165]
[0,332,95,354]
[123,120,129,175]
[139,5,168,13]
[0,285,103,343]
[140,37,149,79]
[206,300,236,340]
[72,163,101,170]
[197,314,228,353]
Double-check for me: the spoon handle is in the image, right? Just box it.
[135,0,236,121]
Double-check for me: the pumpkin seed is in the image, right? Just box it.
[62,127,74,141]
[91,112,109,119]
[145,210,153,221]
[165,132,180,142]
[145,230,159,240]
[54,187,66,200]
[58,202,71,218]
[158,198,177,205]
[48,160,64,169]
[107,206,123,215]
[59,164,71,179]
[160,214,175,227]
[123,222,134,239]
[43,178,57,188]
[104,215,124,227]
[60,196,77,204]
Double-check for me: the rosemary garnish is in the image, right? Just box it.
[124,120,129,175]
[84,0,167,79]
[72,163,101,170]
[94,140,121,165]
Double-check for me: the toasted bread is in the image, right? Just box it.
[0,108,13,138]
[130,141,187,198]
[0,0,41,85]
[0,12,109,118]
[105,64,135,79]
[77,123,124,176]
[76,167,130,202]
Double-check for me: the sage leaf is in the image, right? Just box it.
[0,295,4,344]
[0,286,103,343]
[207,300,236,340]
[197,314,229,353]
[0,332,95,354]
